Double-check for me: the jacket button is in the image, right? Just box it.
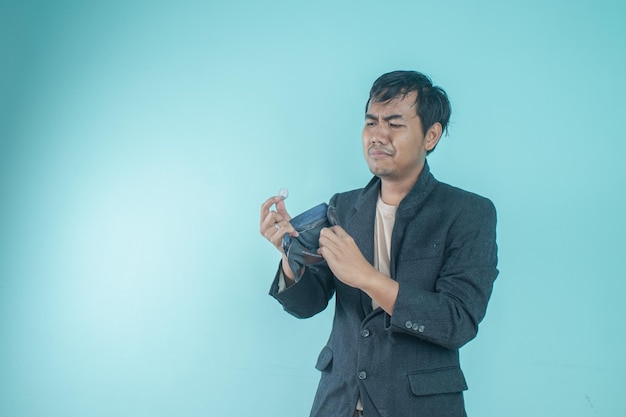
[360,329,370,337]
[358,371,367,380]
[417,325,425,333]
[405,321,413,329]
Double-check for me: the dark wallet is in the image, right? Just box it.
[282,202,340,280]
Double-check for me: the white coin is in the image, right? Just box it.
[277,188,289,200]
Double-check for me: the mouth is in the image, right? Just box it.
[368,147,393,158]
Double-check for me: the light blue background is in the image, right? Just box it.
[1,0,625,416]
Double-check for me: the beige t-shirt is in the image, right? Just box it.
[372,195,397,309]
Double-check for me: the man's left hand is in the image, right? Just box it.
[318,226,376,289]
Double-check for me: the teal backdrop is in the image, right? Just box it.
[1,0,625,416]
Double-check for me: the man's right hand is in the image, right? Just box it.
[260,195,299,281]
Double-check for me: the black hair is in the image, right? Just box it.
[366,70,451,152]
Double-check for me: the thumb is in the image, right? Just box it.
[275,199,291,221]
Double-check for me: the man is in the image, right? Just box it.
[260,70,498,417]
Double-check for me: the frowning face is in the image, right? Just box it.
[362,91,440,185]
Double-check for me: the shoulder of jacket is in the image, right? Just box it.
[331,176,379,206]
[433,181,496,213]
[331,188,364,207]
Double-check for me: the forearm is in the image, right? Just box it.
[360,270,399,315]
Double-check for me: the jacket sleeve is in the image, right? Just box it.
[269,194,344,319]
[269,260,336,319]
[385,196,499,349]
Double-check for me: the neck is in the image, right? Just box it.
[379,180,412,206]
[379,165,424,206]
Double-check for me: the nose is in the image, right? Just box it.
[366,123,390,145]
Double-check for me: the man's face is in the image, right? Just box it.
[362,91,439,183]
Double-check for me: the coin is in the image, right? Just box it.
[278,188,289,200]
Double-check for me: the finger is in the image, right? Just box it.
[260,210,278,235]
[319,226,344,243]
[275,199,291,221]
[317,244,337,263]
[318,228,339,252]
[267,222,297,249]
[262,219,284,244]
[319,227,332,244]
[260,196,282,221]
[319,227,352,253]
[260,199,289,229]
[261,212,295,243]
[275,219,299,238]
[261,210,283,228]
[328,225,347,237]
[330,226,353,245]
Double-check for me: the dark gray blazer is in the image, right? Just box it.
[270,163,499,417]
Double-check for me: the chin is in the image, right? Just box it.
[369,166,395,178]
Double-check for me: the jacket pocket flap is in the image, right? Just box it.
[315,346,333,372]
[408,367,468,396]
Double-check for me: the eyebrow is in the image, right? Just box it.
[365,113,405,121]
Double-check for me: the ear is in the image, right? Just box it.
[424,122,443,152]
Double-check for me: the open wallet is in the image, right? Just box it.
[282,202,340,280]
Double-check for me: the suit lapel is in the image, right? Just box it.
[389,162,437,278]
[345,177,379,315]
[343,164,437,315]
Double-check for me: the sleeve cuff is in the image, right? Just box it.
[277,269,287,293]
